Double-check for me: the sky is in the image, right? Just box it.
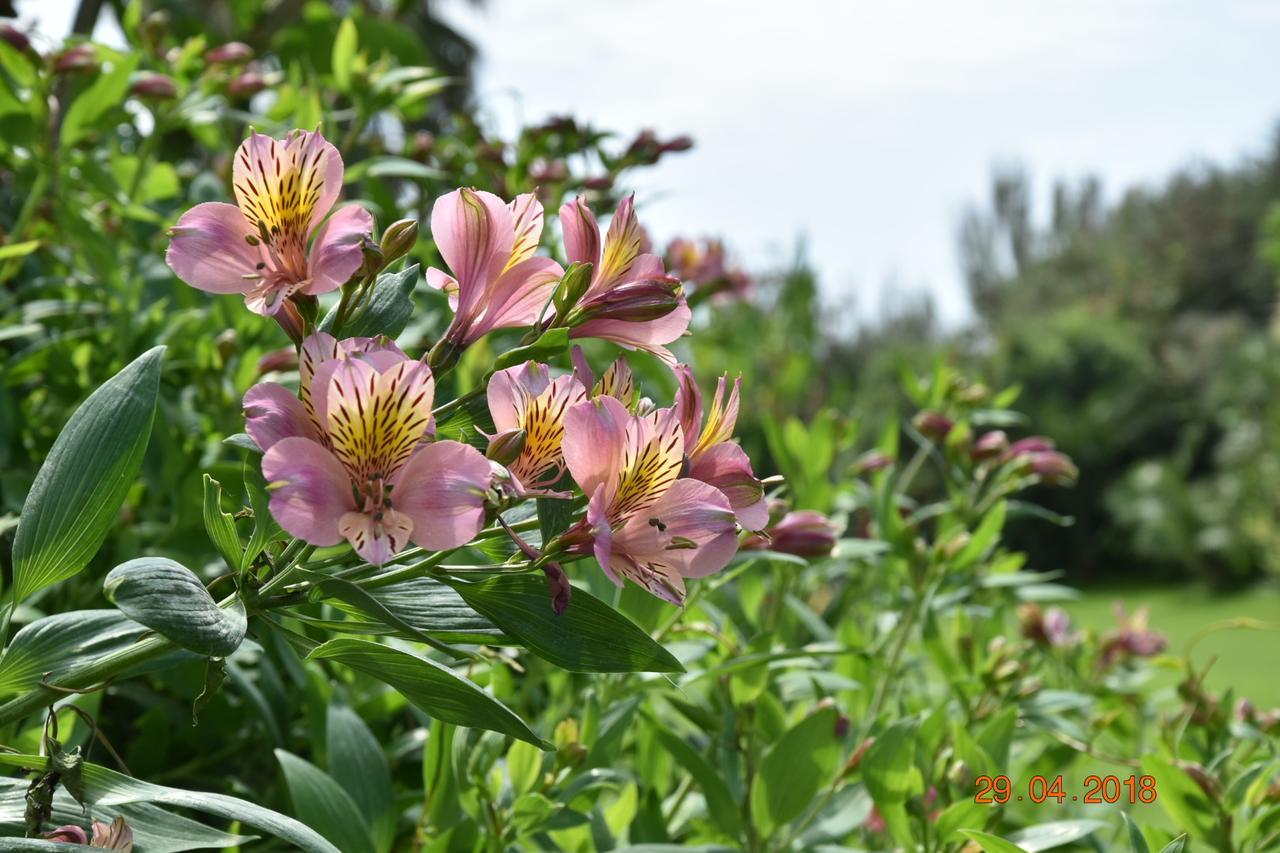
[14,0,1280,324]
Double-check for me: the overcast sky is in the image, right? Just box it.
[16,0,1280,323]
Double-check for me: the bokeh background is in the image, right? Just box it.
[8,0,1280,702]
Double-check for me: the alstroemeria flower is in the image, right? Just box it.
[673,365,768,530]
[559,195,691,365]
[245,332,490,564]
[570,345,635,405]
[486,361,587,493]
[166,129,373,316]
[427,188,564,347]
[562,396,737,604]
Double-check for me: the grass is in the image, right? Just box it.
[1069,582,1280,707]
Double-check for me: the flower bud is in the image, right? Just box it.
[575,277,681,324]
[205,41,253,64]
[1028,450,1077,486]
[53,43,98,74]
[1000,435,1055,462]
[543,562,572,615]
[972,430,1008,460]
[486,428,527,466]
[553,262,593,316]
[852,449,893,475]
[912,410,953,441]
[0,24,31,54]
[530,159,569,183]
[257,346,298,375]
[358,237,385,277]
[582,175,613,191]
[766,511,840,559]
[44,826,88,844]
[379,218,419,263]
[661,135,695,153]
[130,72,178,100]
[228,70,266,99]
[1236,697,1256,723]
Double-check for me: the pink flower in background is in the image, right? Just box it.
[570,346,636,405]
[673,365,768,530]
[559,195,691,364]
[246,332,490,564]
[744,510,841,558]
[561,396,737,604]
[166,129,373,315]
[666,236,753,301]
[427,188,564,347]
[486,361,587,493]
[1100,604,1167,668]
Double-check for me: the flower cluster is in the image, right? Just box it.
[167,129,791,605]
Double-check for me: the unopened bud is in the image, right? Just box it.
[53,43,98,74]
[44,826,88,844]
[842,736,875,777]
[0,24,31,53]
[575,277,681,324]
[205,41,253,64]
[1000,436,1055,463]
[766,511,840,559]
[942,531,970,559]
[972,430,1008,460]
[130,72,178,100]
[913,410,954,441]
[852,450,894,475]
[543,562,572,615]
[553,262,593,316]
[228,70,266,99]
[1028,450,1077,486]
[358,237,384,277]
[379,218,419,263]
[486,428,527,466]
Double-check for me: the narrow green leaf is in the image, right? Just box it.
[0,239,39,260]
[750,706,843,834]
[242,460,281,569]
[493,328,569,370]
[652,727,740,835]
[308,638,545,746]
[320,263,418,339]
[12,347,164,601]
[506,738,543,797]
[953,500,1006,570]
[448,574,683,673]
[1142,755,1220,845]
[0,753,338,853]
[104,558,246,657]
[331,18,358,91]
[1157,836,1187,853]
[0,610,144,698]
[1008,820,1107,852]
[323,576,502,643]
[61,53,139,147]
[327,705,396,853]
[276,750,375,853]
[1123,813,1151,853]
[957,830,1030,853]
[203,474,242,572]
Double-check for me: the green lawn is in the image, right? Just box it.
[1069,583,1280,707]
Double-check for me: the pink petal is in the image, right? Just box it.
[587,484,621,587]
[261,437,355,546]
[570,346,595,390]
[571,297,691,366]
[391,441,491,550]
[430,188,515,320]
[507,192,545,268]
[306,204,374,295]
[463,255,562,343]
[689,443,768,530]
[614,478,738,578]
[563,396,631,502]
[559,195,601,267]
[243,382,314,451]
[596,194,642,291]
[672,364,703,451]
[426,267,461,312]
[243,277,302,316]
[232,130,342,240]
[165,202,258,294]
[339,508,413,565]
[487,362,552,433]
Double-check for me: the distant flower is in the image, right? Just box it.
[559,195,691,365]
[53,43,98,74]
[1020,603,1079,648]
[204,41,253,64]
[665,237,753,301]
[246,332,489,564]
[744,510,841,558]
[427,188,564,350]
[672,365,768,530]
[166,129,373,316]
[570,346,635,405]
[972,430,1009,460]
[486,361,587,493]
[1100,604,1167,668]
[912,410,953,440]
[227,70,267,99]
[129,72,178,100]
[1027,450,1078,485]
[1000,435,1056,462]
[90,816,134,850]
[561,396,737,604]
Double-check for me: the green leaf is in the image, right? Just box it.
[652,727,740,836]
[203,474,242,571]
[345,156,443,183]
[506,738,543,797]
[326,705,397,853]
[242,460,281,569]
[953,500,1006,570]
[1142,755,1220,845]
[860,719,920,845]
[537,496,575,547]
[12,347,164,602]
[448,574,682,673]
[0,239,39,260]
[1008,820,1107,852]
[276,750,375,853]
[61,53,140,147]
[750,706,843,834]
[493,328,569,370]
[1122,814,1151,853]
[975,705,1017,767]
[0,610,144,698]
[957,830,1030,853]
[0,753,338,852]
[104,557,246,657]
[331,18,358,91]
[307,638,545,746]
[322,576,502,643]
[1157,837,1187,853]
[320,263,418,339]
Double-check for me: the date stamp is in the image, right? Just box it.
[975,774,1157,804]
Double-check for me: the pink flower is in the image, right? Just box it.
[1100,604,1167,668]
[570,345,636,404]
[166,129,373,316]
[45,826,89,844]
[673,365,768,530]
[245,332,490,564]
[559,195,691,365]
[561,396,738,604]
[427,188,564,348]
[486,361,587,493]
[91,816,134,850]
